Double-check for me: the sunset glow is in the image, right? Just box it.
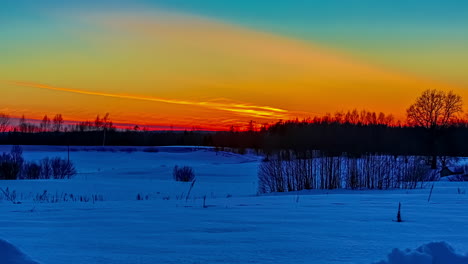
[2,1,468,130]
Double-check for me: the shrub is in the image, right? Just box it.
[0,146,76,180]
[258,158,285,193]
[0,187,20,204]
[40,158,53,179]
[258,151,430,194]
[50,157,77,179]
[399,156,429,189]
[10,146,23,161]
[22,161,41,179]
[0,146,24,180]
[173,165,195,182]
[0,154,20,180]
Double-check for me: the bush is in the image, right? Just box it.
[173,165,195,182]
[258,151,431,194]
[50,158,76,179]
[0,146,24,180]
[258,158,286,193]
[21,157,76,180]
[399,156,429,189]
[0,146,76,180]
[40,158,53,179]
[21,161,41,179]
[0,154,21,180]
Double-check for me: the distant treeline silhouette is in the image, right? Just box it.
[1,89,467,161]
[213,120,468,156]
[1,113,468,157]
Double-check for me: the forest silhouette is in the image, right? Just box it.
[1,89,468,163]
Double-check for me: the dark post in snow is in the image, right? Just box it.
[428,184,435,202]
[396,202,402,222]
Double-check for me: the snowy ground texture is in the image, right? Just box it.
[375,242,468,264]
[0,145,467,264]
[0,239,39,264]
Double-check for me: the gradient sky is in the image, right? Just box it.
[1,0,468,130]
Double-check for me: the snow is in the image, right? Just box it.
[0,239,39,264]
[0,146,468,263]
[374,242,468,264]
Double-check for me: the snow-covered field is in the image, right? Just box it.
[0,146,467,264]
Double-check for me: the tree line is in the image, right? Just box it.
[1,89,467,164]
[0,113,115,133]
[255,90,464,192]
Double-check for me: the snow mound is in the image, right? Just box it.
[0,239,39,264]
[374,242,468,264]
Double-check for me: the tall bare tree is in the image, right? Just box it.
[407,89,463,169]
[18,115,28,133]
[40,115,51,132]
[0,113,10,132]
[95,113,114,146]
[53,114,64,132]
[407,89,463,128]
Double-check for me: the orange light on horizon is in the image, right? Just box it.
[2,10,468,130]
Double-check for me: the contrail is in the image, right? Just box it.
[6,80,289,119]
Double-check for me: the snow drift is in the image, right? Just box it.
[374,242,468,264]
[0,239,39,264]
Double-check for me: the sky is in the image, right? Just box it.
[1,0,468,130]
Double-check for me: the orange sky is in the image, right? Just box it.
[2,8,468,130]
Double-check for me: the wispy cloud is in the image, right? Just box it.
[6,81,289,120]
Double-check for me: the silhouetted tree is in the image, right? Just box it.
[101,113,114,130]
[18,115,28,133]
[94,115,103,129]
[334,111,344,123]
[16,115,39,133]
[52,114,64,132]
[407,89,463,128]
[40,115,51,132]
[0,146,24,180]
[95,113,114,146]
[74,120,94,132]
[247,120,255,132]
[407,89,463,168]
[0,113,10,133]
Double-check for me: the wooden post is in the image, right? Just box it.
[396,202,402,222]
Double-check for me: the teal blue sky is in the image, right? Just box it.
[4,1,468,34]
[150,0,468,84]
[3,0,468,46]
[2,0,468,128]
[2,0,468,84]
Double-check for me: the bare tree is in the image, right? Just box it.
[95,113,114,146]
[40,115,51,132]
[52,114,64,132]
[101,113,113,130]
[16,115,39,133]
[407,89,463,169]
[18,115,28,133]
[443,91,464,125]
[0,113,10,132]
[94,115,103,130]
[407,89,463,128]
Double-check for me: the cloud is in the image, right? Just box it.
[5,81,289,120]
[86,11,467,117]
